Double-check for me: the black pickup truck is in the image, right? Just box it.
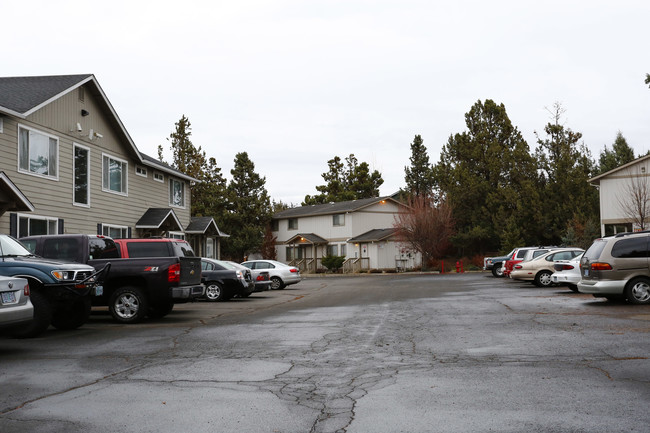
[0,234,104,338]
[20,234,204,324]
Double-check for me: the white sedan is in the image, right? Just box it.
[241,260,301,290]
[509,248,584,287]
[551,253,584,292]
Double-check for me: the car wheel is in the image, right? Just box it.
[51,296,91,330]
[567,284,579,293]
[11,290,52,339]
[624,277,650,304]
[109,286,148,323]
[491,264,504,278]
[205,282,228,301]
[270,276,285,290]
[534,270,553,287]
[148,301,174,319]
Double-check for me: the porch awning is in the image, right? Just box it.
[348,228,397,243]
[135,208,183,231]
[0,171,34,216]
[185,216,229,237]
[285,233,329,245]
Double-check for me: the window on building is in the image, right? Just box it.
[0,118,3,133]
[102,154,127,195]
[74,144,90,206]
[169,179,185,207]
[340,244,347,257]
[167,231,185,239]
[327,244,339,256]
[288,218,298,230]
[102,224,128,239]
[135,166,147,177]
[154,172,164,182]
[604,223,633,236]
[206,238,215,258]
[271,220,279,231]
[333,214,345,226]
[18,214,58,237]
[18,125,58,179]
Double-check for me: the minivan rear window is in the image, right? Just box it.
[611,237,649,258]
[583,239,608,260]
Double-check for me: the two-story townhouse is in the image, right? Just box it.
[589,154,650,236]
[272,196,420,272]
[0,74,225,257]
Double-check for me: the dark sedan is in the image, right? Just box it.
[200,258,255,301]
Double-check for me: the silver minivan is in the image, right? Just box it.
[578,232,650,304]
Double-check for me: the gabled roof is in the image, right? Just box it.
[0,74,197,182]
[136,208,183,231]
[0,171,35,214]
[185,217,229,237]
[348,228,397,243]
[274,196,401,219]
[589,154,650,185]
[285,233,329,244]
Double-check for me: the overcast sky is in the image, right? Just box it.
[5,1,650,204]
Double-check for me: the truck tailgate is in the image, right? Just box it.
[179,257,202,286]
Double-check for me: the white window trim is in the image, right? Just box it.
[0,118,3,133]
[167,231,185,239]
[169,178,186,209]
[135,165,147,177]
[102,152,128,196]
[153,172,164,182]
[101,223,129,239]
[73,143,91,208]
[17,212,59,236]
[17,123,60,181]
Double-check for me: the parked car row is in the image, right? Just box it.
[1,233,302,338]
[486,231,650,304]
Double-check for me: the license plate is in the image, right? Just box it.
[1,291,16,304]
[584,269,589,277]
[95,286,103,296]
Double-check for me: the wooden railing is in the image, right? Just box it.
[342,257,370,273]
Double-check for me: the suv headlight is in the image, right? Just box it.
[51,270,74,281]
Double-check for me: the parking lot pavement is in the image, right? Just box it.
[1,273,649,433]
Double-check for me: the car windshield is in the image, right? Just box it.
[216,260,238,270]
[0,235,32,257]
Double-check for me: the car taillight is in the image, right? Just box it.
[290,268,298,273]
[590,262,612,271]
[560,264,574,270]
[24,282,30,297]
[256,275,266,281]
[168,263,181,283]
[514,265,522,269]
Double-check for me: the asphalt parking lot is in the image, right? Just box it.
[1,272,649,433]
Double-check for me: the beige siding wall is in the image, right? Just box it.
[0,83,191,236]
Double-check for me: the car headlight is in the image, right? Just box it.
[236,270,245,280]
[51,270,74,281]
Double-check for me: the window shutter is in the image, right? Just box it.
[9,213,17,238]
[97,223,102,235]
[127,227,132,239]
[58,219,64,234]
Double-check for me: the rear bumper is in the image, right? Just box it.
[577,279,626,295]
[171,285,205,300]
[0,301,34,330]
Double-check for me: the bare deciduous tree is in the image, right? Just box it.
[393,196,454,269]
[618,171,650,231]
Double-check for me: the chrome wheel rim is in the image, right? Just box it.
[206,284,221,300]
[115,294,140,319]
[270,278,281,290]
[631,282,650,302]
[539,272,552,286]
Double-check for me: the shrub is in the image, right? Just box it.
[321,255,345,272]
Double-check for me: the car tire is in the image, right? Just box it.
[11,290,52,339]
[624,277,650,304]
[109,286,148,323]
[567,284,579,293]
[491,264,504,278]
[270,276,285,290]
[205,282,229,301]
[51,296,91,330]
[147,301,174,319]
[534,270,553,287]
